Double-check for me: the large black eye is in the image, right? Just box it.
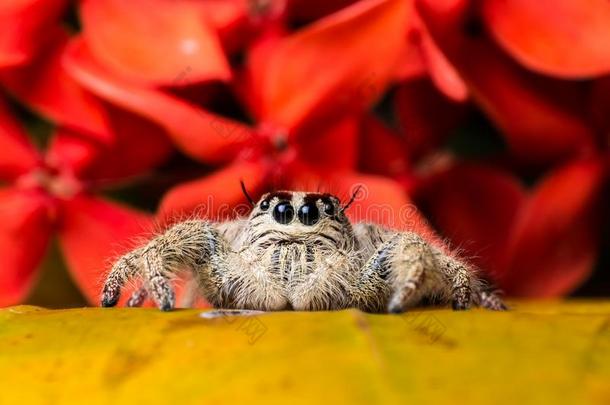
[273,201,294,224]
[298,202,320,226]
[260,199,270,211]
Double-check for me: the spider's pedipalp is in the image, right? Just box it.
[288,250,354,311]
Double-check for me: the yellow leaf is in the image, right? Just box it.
[0,301,609,404]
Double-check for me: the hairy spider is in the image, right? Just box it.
[101,187,507,312]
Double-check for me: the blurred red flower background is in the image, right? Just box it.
[0,0,608,307]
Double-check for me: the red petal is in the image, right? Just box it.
[196,0,249,54]
[88,106,173,181]
[57,195,153,304]
[483,0,610,78]
[197,0,249,30]
[63,37,252,164]
[0,97,40,180]
[417,0,597,165]
[80,0,230,86]
[418,24,468,101]
[239,31,283,121]
[47,106,173,182]
[417,163,526,279]
[251,0,411,130]
[395,12,467,101]
[295,114,359,171]
[359,115,410,181]
[46,129,99,177]
[501,158,606,296]
[197,0,286,56]
[0,0,67,67]
[393,32,427,81]
[0,188,52,306]
[158,160,268,222]
[0,30,113,143]
[394,79,467,160]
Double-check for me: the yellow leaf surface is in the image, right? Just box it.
[0,301,609,404]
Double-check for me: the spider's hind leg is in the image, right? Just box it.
[430,249,511,311]
[479,290,508,311]
[450,263,472,311]
[432,250,476,310]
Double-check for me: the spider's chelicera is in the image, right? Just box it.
[101,189,507,312]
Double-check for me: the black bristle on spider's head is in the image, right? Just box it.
[342,185,363,211]
[240,180,255,207]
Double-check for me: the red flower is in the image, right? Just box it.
[415,0,599,166]
[0,30,113,143]
[367,80,607,297]
[417,159,607,296]
[63,0,437,239]
[0,94,172,305]
[362,0,610,295]
[2,0,608,305]
[0,7,174,304]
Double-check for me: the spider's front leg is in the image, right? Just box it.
[101,220,228,311]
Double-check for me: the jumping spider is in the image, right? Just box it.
[101,187,507,312]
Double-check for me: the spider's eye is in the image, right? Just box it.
[298,203,320,226]
[323,201,334,216]
[260,199,270,211]
[273,201,294,224]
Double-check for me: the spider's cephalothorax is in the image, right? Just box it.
[101,190,507,312]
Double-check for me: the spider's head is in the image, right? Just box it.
[248,191,350,237]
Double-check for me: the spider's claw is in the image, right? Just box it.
[387,294,407,314]
[154,292,175,311]
[451,300,470,311]
[156,289,175,311]
[101,293,119,308]
[387,282,419,314]
[101,283,121,307]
